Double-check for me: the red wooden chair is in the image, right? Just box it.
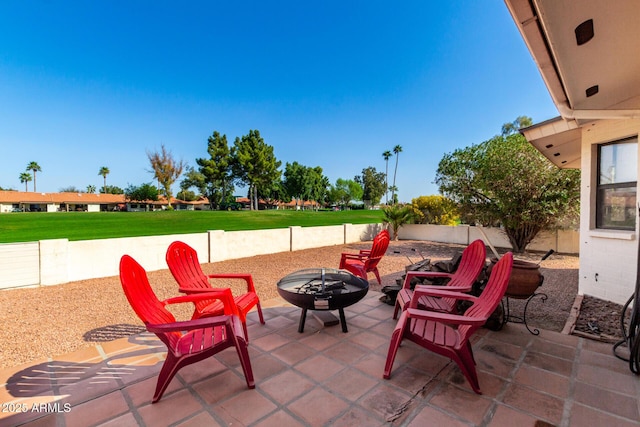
[119,255,254,403]
[339,230,390,284]
[384,252,513,394]
[165,241,265,340]
[393,239,487,319]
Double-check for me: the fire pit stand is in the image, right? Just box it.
[277,268,369,333]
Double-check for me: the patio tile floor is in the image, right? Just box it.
[1,291,639,427]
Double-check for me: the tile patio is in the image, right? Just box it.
[1,291,639,427]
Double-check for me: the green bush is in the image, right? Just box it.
[411,195,459,225]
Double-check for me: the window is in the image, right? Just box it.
[596,137,637,230]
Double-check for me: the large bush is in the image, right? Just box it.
[411,195,459,225]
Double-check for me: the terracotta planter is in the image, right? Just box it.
[489,258,544,299]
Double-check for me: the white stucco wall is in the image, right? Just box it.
[208,229,291,262]
[577,118,640,305]
[66,233,208,283]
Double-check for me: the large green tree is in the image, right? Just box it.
[355,167,386,207]
[195,131,236,209]
[125,183,159,205]
[283,162,330,210]
[26,162,41,192]
[435,117,580,252]
[331,178,364,208]
[234,130,281,210]
[308,167,330,210]
[147,144,185,208]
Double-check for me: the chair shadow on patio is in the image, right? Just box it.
[5,333,165,399]
[82,324,147,342]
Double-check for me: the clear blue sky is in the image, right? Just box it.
[0,1,558,202]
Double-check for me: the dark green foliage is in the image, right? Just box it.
[195,131,235,209]
[125,183,159,202]
[435,128,580,252]
[382,204,414,240]
[100,185,125,194]
[234,130,281,210]
[355,167,386,207]
[283,162,329,209]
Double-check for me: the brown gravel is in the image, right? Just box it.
[0,240,580,369]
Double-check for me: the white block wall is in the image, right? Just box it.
[0,242,39,289]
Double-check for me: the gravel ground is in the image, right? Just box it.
[0,240,580,369]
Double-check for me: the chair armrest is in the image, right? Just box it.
[341,253,368,261]
[414,282,473,293]
[406,308,486,326]
[412,286,478,302]
[164,289,238,316]
[178,287,229,294]
[206,273,256,293]
[401,271,453,289]
[146,315,235,333]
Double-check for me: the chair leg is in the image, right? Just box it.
[393,300,400,320]
[242,321,250,343]
[383,313,408,379]
[256,302,265,324]
[374,268,382,285]
[153,353,183,403]
[233,336,255,389]
[455,347,481,394]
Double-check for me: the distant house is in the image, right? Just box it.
[505,0,640,304]
[0,191,125,213]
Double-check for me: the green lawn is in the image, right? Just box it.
[0,210,384,243]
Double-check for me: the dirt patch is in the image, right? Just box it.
[573,295,628,342]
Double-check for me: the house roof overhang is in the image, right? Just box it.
[504,0,640,168]
[520,116,582,169]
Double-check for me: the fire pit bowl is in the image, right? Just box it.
[277,268,369,333]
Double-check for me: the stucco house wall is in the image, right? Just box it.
[578,118,640,304]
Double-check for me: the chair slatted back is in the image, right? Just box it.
[119,255,180,348]
[458,252,513,343]
[364,231,390,270]
[166,241,210,291]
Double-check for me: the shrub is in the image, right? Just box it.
[411,195,459,225]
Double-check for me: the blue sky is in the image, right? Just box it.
[0,1,558,202]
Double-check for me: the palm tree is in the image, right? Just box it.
[19,172,32,192]
[26,162,41,192]
[382,204,413,240]
[98,166,110,193]
[86,185,96,194]
[382,150,392,204]
[391,145,402,204]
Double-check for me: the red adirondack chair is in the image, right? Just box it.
[384,252,513,394]
[393,239,487,319]
[119,255,255,403]
[165,241,265,340]
[339,230,390,284]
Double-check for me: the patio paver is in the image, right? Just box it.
[1,291,639,427]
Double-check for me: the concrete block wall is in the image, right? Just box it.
[208,229,291,262]
[0,222,580,291]
[0,242,39,290]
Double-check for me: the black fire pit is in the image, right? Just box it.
[277,268,369,333]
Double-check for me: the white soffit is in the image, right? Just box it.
[505,0,640,118]
[521,117,582,169]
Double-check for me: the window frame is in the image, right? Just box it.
[595,137,638,230]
